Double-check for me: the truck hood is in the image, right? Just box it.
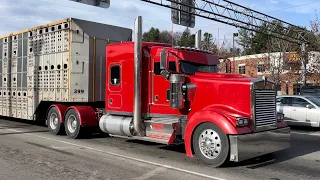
[186,72,254,118]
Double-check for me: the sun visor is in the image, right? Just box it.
[177,50,220,65]
[205,54,220,65]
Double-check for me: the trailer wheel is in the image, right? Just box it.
[192,122,229,167]
[47,107,64,135]
[64,108,85,139]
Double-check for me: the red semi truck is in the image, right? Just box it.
[0,17,290,167]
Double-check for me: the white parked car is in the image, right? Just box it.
[276,95,320,127]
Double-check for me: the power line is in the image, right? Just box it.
[0,16,40,23]
[268,0,320,13]
[0,0,174,34]
[0,0,226,34]
[37,0,172,24]
[2,0,316,37]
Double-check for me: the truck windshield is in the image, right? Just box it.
[180,60,218,75]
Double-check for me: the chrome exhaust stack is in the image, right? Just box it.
[133,16,144,136]
[195,30,202,49]
[99,17,144,137]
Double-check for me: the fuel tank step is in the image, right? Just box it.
[143,118,181,145]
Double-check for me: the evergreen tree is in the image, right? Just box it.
[142,27,160,42]
[175,28,194,47]
[236,29,252,55]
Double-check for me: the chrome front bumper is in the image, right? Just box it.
[229,127,290,162]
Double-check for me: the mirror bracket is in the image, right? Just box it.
[160,70,170,80]
[160,48,170,79]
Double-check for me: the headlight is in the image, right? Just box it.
[236,117,249,126]
[277,113,284,122]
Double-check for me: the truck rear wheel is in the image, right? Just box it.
[47,107,64,135]
[64,109,86,139]
[192,122,229,167]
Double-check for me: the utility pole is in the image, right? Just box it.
[250,32,254,54]
[233,33,238,73]
[301,43,307,87]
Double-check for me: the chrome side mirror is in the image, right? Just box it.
[160,48,167,70]
[160,48,170,79]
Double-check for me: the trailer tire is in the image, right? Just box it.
[47,107,64,135]
[192,122,229,167]
[64,108,88,139]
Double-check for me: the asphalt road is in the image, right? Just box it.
[0,118,319,180]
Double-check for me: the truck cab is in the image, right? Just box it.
[102,41,290,167]
[2,16,289,167]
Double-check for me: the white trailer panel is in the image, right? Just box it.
[0,18,132,120]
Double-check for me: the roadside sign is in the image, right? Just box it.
[171,0,195,28]
[285,52,301,63]
[69,0,110,8]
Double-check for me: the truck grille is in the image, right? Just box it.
[254,90,277,129]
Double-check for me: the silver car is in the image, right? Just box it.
[276,95,320,127]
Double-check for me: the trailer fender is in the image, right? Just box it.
[47,104,69,124]
[184,109,238,157]
[65,106,98,127]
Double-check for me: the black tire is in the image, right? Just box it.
[192,122,229,167]
[64,109,84,139]
[47,107,64,135]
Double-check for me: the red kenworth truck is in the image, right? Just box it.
[0,16,290,167]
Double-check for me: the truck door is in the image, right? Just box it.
[150,55,178,115]
[107,63,122,109]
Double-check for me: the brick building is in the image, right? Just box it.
[219,51,320,95]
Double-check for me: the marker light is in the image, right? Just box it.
[236,117,249,126]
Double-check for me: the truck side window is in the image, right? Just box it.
[169,62,176,72]
[154,62,161,75]
[154,62,177,75]
[110,65,120,85]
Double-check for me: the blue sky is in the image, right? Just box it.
[0,0,319,48]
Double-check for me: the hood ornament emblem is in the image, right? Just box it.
[262,76,268,87]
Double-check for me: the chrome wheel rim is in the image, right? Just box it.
[198,129,222,159]
[67,115,77,133]
[49,113,59,130]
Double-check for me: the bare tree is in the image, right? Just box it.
[217,36,233,58]
[310,11,320,36]
[228,14,320,94]
[240,35,301,95]
[307,11,320,85]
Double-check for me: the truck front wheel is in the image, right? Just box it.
[192,122,229,167]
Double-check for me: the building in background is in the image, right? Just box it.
[219,52,320,95]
